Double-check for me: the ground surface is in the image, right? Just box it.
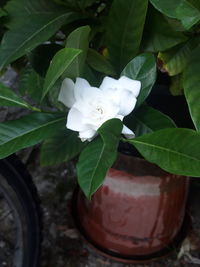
[1,68,200,266]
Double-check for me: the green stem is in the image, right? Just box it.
[30,106,42,112]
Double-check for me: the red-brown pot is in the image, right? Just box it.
[76,153,189,259]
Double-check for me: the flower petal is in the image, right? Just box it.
[58,78,75,108]
[74,77,91,101]
[66,107,90,131]
[99,76,119,91]
[118,90,137,116]
[102,86,121,107]
[122,125,135,139]
[79,129,96,142]
[119,76,141,97]
[73,87,103,114]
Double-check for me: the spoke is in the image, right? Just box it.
[0,210,12,222]
[0,233,15,251]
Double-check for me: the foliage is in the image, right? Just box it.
[0,0,200,198]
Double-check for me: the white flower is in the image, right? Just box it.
[58,76,141,141]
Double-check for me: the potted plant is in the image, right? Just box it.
[0,0,200,263]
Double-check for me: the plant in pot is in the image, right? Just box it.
[0,0,200,263]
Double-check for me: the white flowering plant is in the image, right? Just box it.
[58,76,141,141]
[0,0,200,198]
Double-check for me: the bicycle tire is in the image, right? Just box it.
[0,154,42,267]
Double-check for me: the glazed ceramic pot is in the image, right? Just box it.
[76,153,189,259]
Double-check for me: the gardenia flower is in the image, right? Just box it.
[58,76,141,141]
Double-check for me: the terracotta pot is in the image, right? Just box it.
[76,153,189,259]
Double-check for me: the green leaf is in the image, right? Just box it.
[0,82,31,109]
[40,129,86,166]
[150,0,200,29]
[183,46,200,131]
[0,112,66,159]
[106,0,148,73]
[63,25,91,79]
[142,7,187,52]
[121,53,157,108]
[189,0,200,11]
[77,119,123,198]
[87,48,116,76]
[158,38,200,76]
[82,63,101,87]
[78,0,97,9]
[126,128,200,177]
[98,119,123,148]
[0,8,7,18]
[125,104,176,137]
[4,0,67,28]
[176,1,200,29]
[19,67,44,103]
[42,48,81,99]
[48,79,66,111]
[169,74,183,96]
[0,11,80,69]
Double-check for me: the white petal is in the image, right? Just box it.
[118,90,137,116]
[102,87,121,106]
[122,125,135,139]
[58,78,75,108]
[119,76,141,97]
[99,76,119,91]
[74,78,91,101]
[81,87,103,102]
[66,108,90,131]
[79,129,96,142]
[73,99,89,114]
[72,88,103,114]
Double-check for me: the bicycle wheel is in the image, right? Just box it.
[0,154,41,267]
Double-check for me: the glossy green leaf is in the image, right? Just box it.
[0,82,31,109]
[78,0,97,8]
[0,112,66,159]
[63,25,91,79]
[183,46,200,131]
[150,0,200,29]
[125,104,176,137]
[0,0,80,68]
[107,0,148,73]
[98,119,123,148]
[40,129,86,166]
[121,53,157,107]
[42,48,81,99]
[169,74,183,96]
[4,0,66,28]
[87,49,116,76]
[126,128,200,177]
[142,7,187,52]
[158,38,200,76]
[0,9,6,18]
[82,63,101,87]
[48,79,66,111]
[189,0,200,10]
[77,119,123,198]
[19,67,44,103]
